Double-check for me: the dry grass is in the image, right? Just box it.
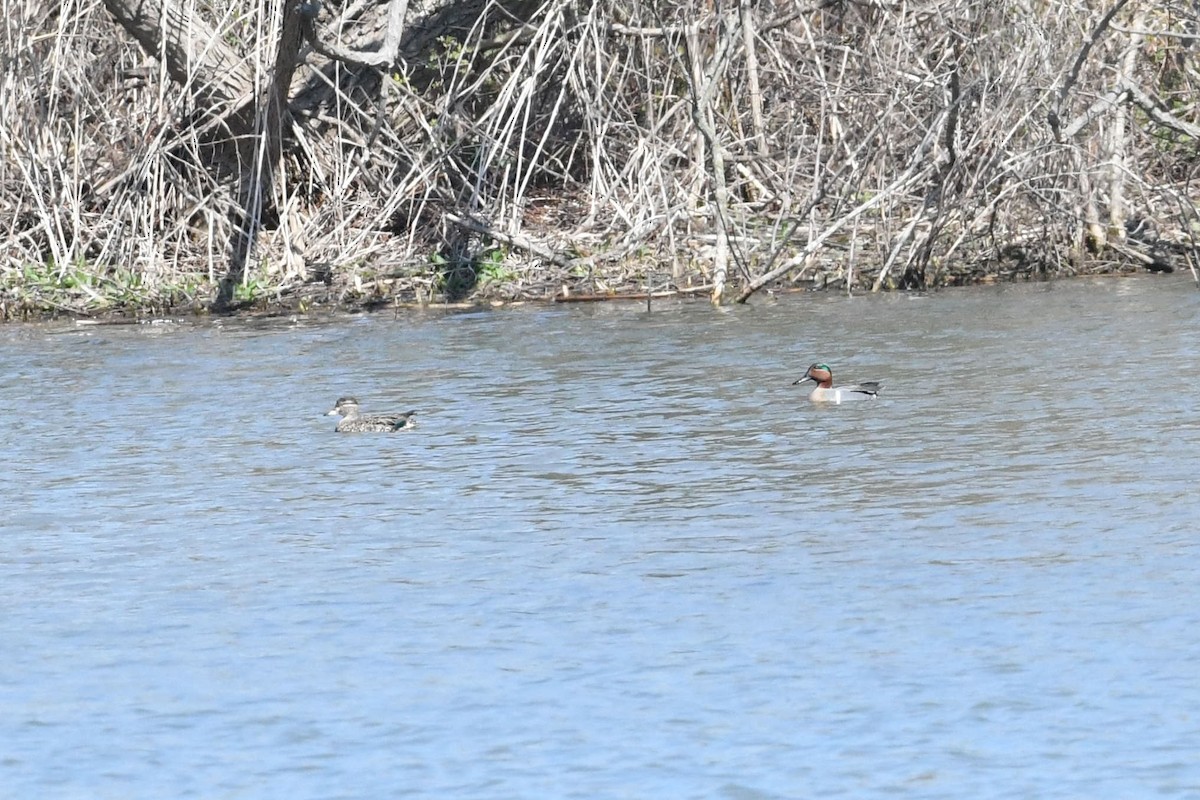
[2,0,1198,317]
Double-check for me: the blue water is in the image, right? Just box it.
[2,275,1199,798]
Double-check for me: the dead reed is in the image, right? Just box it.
[2,0,1198,318]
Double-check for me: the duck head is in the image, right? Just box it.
[793,363,833,389]
[326,397,361,417]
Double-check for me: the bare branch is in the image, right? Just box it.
[299,0,408,69]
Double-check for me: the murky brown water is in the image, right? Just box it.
[2,275,1198,798]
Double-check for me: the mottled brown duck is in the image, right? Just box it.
[326,397,416,432]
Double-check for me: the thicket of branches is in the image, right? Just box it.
[2,0,1199,316]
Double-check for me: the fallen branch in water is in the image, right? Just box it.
[555,285,713,303]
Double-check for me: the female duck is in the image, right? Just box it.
[326,397,416,432]
[793,363,882,403]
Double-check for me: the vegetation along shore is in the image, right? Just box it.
[3,0,1199,321]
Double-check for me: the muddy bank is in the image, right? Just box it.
[1,245,1190,324]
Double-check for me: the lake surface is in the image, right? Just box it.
[2,276,1198,798]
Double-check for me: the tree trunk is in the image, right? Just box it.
[219,1,308,310]
[104,0,307,310]
[102,0,257,129]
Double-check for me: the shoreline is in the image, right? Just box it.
[2,264,1189,326]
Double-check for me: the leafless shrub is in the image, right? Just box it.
[2,0,1198,316]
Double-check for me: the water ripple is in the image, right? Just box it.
[1,277,1199,798]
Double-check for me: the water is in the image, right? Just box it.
[2,276,1198,798]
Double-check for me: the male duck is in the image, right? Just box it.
[326,397,416,432]
[793,363,882,403]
